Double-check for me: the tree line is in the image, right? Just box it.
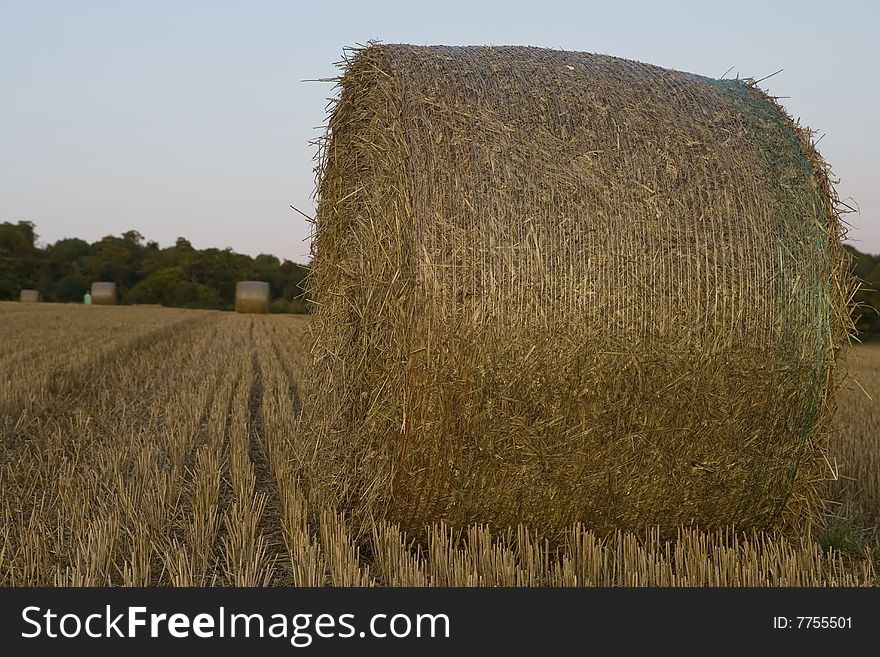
[2,220,879,331]
[0,221,310,313]
[847,244,880,336]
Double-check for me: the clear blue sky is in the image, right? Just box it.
[1,0,877,262]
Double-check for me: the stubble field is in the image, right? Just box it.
[1,302,877,586]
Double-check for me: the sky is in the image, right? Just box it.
[0,0,877,263]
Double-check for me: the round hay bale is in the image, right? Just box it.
[19,289,40,303]
[235,281,270,314]
[305,44,855,540]
[90,282,117,305]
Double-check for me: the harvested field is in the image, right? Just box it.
[1,302,876,586]
[829,343,880,530]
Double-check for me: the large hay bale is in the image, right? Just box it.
[235,281,270,314]
[305,44,854,540]
[19,289,39,303]
[90,282,117,305]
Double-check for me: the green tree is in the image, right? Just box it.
[0,221,42,298]
[846,246,880,334]
[44,238,91,301]
[125,267,222,308]
[80,232,149,296]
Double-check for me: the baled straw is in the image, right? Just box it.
[90,282,117,305]
[19,289,39,303]
[305,44,855,541]
[235,281,270,314]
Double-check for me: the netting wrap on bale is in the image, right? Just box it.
[235,281,270,314]
[90,282,117,305]
[304,44,854,540]
[19,289,39,303]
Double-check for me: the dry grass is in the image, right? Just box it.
[828,343,880,530]
[0,302,876,586]
[0,302,201,419]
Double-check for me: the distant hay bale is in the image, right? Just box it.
[235,281,270,314]
[305,44,855,541]
[90,282,117,305]
[19,289,39,303]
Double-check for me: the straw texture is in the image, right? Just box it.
[90,282,117,306]
[304,44,855,541]
[19,289,39,303]
[235,281,270,314]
